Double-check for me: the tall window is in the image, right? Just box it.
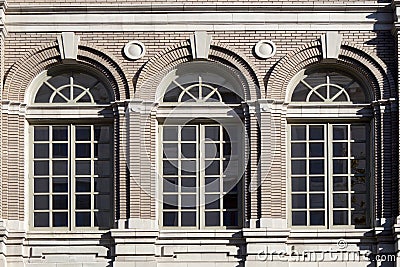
[288,68,371,228]
[158,62,245,229]
[29,69,113,229]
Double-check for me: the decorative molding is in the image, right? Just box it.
[254,40,276,59]
[123,40,145,60]
[189,31,212,59]
[57,32,80,61]
[320,31,342,60]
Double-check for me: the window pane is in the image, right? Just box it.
[34,178,49,193]
[163,195,178,209]
[95,195,110,210]
[292,177,306,192]
[181,177,196,192]
[95,211,111,227]
[333,126,348,140]
[163,126,178,141]
[181,126,196,141]
[309,126,324,140]
[351,211,367,226]
[53,143,68,158]
[333,193,348,208]
[351,193,367,210]
[76,177,91,192]
[94,144,111,159]
[309,160,324,174]
[205,143,220,158]
[94,161,111,176]
[163,160,178,175]
[291,126,306,140]
[163,177,178,192]
[76,126,91,141]
[181,160,196,175]
[34,160,49,176]
[205,126,220,141]
[34,144,49,158]
[292,211,306,226]
[205,160,220,175]
[53,195,68,210]
[76,195,91,209]
[351,143,366,158]
[309,143,324,157]
[291,143,306,157]
[94,178,112,194]
[52,126,68,141]
[205,211,220,226]
[53,160,68,175]
[34,126,49,141]
[333,142,348,157]
[223,194,238,209]
[76,212,91,227]
[53,177,68,192]
[181,212,196,226]
[94,126,111,142]
[163,212,178,226]
[351,176,366,192]
[163,143,178,159]
[53,212,68,227]
[333,159,347,174]
[292,194,306,209]
[333,210,348,225]
[309,177,324,191]
[309,194,324,208]
[34,212,49,227]
[310,211,325,225]
[351,159,366,174]
[333,176,348,191]
[351,125,366,141]
[76,144,91,158]
[181,195,196,209]
[34,195,49,210]
[205,177,220,192]
[291,160,306,174]
[181,143,197,159]
[223,211,238,226]
[205,195,220,209]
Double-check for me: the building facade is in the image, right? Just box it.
[0,0,399,266]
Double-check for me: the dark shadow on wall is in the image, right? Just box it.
[99,231,115,267]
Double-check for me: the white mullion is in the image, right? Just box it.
[49,125,54,228]
[178,126,182,227]
[91,125,95,228]
[70,124,74,230]
[347,124,352,226]
[327,124,332,228]
[306,125,310,226]
[199,125,205,229]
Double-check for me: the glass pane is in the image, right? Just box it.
[351,193,367,210]
[76,177,91,192]
[76,160,91,175]
[181,126,196,141]
[34,144,49,158]
[333,176,348,191]
[223,143,231,158]
[94,126,111,142]
[163,126,178,141]
[205,143,220,158]
[34,178,49,193]
[291,126,306,140]
[34,160,49,175]
[205,160,220,175]
[76,212,91,227]
[181,194,196,209]
[351,143,366,158]
[351,211,367,226]
[181,212,196,226]
[76,126,91,141]
[76,144,91,158]
[53,212,68,227]
[163,212,178,226]
[309,126,324,140]
[94,178,112,193]
[223,194,238,209]
[94,144,111,159]
[333,159,348,174]
[35,84,52,103]
[310,211,325,225]
[181,160,196,175]
[291,143,306,157]
[53,161,68,175]
[223,211,238,226]
[76,195,91,209]
[351,125,366,141]
[95,195,110,210]
[181,177,196,192]
[292,211,306,226]
[205,195,220,209]
[351,159,366,174]
[163,195,178,209]
[333,142,348,157]
[53,177,68,192]
[34,195,49,210]
[292,177,306,192]
[163,160,178,175]
[333,125,348,140]
[309,160,324,174]
[52,126,68,141]
[181,143,197,159]
[205,177,220,192]
[205,211,220,226]
[34,126,49,141]
[53,143,68,158]
[292,194,306,209]
[333,193,348,208]
[163,143,178,159]
[34,212,49,227]
[291,160,306,174]
[309,143,324,157]
[309,177,324,191]
[94,161,111,176]
[205,126,220,141]
[309,194,324,208]
[95,211,111,227]
[163,177,178,192]
[53,195,68,210]
[351,176,366,192]
[333,210,348,225]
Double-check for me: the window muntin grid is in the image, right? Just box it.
[34,72,111,104]
[32,124,113,229]
[161,124,241,228]
[289,124,369,228]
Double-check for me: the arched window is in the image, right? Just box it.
[29,67,114,230]
[157,62,246,229]
[287,67,371,228]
